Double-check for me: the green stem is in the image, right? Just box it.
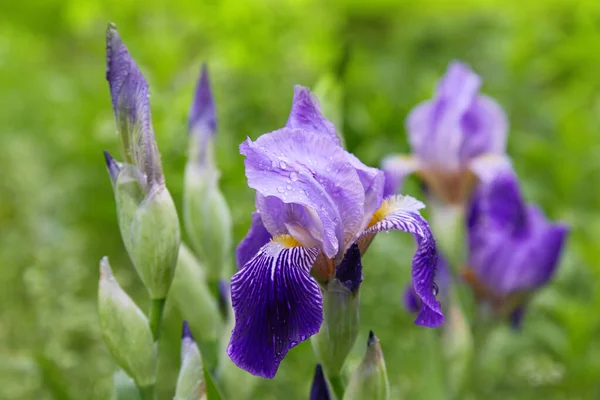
[137,384,155,400]
[149,298,166,341]
[329,375,345,399]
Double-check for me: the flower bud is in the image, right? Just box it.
[98,257,156,389]
[175,322,206,400]
[344,331,389,400]
[217,293,260,400]
[128,184,180,299]
[312,244,362,378]
[310,364,332,400]
[183,65,232,283]
[169,244,222,369]
[112,369,141,400]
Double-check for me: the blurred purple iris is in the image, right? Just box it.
[228,86,444,378]
[382,61,510,204]
[464,172,568,325]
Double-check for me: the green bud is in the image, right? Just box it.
[183,162,232,282]
[98,257,156,389]
[114,163,146,253]
[128,185,180,299]
[344,332,389,400]
[311,279,360,378]
[175,322,206,400]
[112,369,141,400]
[169,244,222,368]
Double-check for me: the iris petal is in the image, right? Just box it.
[235,212,272,270]
[228,238,323,378]
[286,85,340,146]
[240,128,365,258]
[363,195,443,327]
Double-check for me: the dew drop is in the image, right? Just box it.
[432,282,439,296]
[280,161,287,169]
[277,186,285,193]
[286,185,292,190]
[290,172,298,181]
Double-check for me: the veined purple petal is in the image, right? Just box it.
[240,128,365,258]
[106,24,162,185]
[402,253,450,315]
[235,212,272,269]
[310,364,331,400]
[228,238,323,378]
[381,155,419,197]
[363,195,443,327]
[335,243,363,293]
[286,85,340,146]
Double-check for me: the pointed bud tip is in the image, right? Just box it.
[310,364,331,400]
[99,256,114,280]
[189,63,217,136]
[368,330,376,346]
[182,320,194,341]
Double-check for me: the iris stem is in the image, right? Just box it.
[329,375,345,399]
[137,384,154,400]
[149,298,166,341]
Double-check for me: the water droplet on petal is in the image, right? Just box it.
[280,161,287,169]
[290,172,298,181]
[277,186,285,193]
[286,185,292,190]
[271,160,278,168]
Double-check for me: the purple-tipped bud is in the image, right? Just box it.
[106,23,163,185]
[345,331,389,400]
[189,64,217,138]
[182,320,194,341]
[309,364,331,400]
[175,320,205,399]
[103,150,122,187]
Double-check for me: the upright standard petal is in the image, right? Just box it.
[240,128,365,258]
[228,237,323,378]
[363,195,443,327]
[235,212,272,269]
[286,85,340,146]
[309,364,331,400]
[106,24,162,185]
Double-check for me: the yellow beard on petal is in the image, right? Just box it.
[272,234,303,249]
[367,197,394,229]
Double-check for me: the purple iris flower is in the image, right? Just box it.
[382,61,510,204]
[228,86,444,378]
[463,172,569,325]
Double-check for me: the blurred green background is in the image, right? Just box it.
[1,0,600,399]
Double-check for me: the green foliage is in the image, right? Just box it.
[0,0,599,399]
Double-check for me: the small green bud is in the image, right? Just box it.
[183,163,232,282]
[98,257,156,388]
[312,244,362,377]
[129,185,180,299]
[217,295,259,400]
[344,332,389,400]
[175,322,206,400]
[169,244,222,368]
[112,369,141,400]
